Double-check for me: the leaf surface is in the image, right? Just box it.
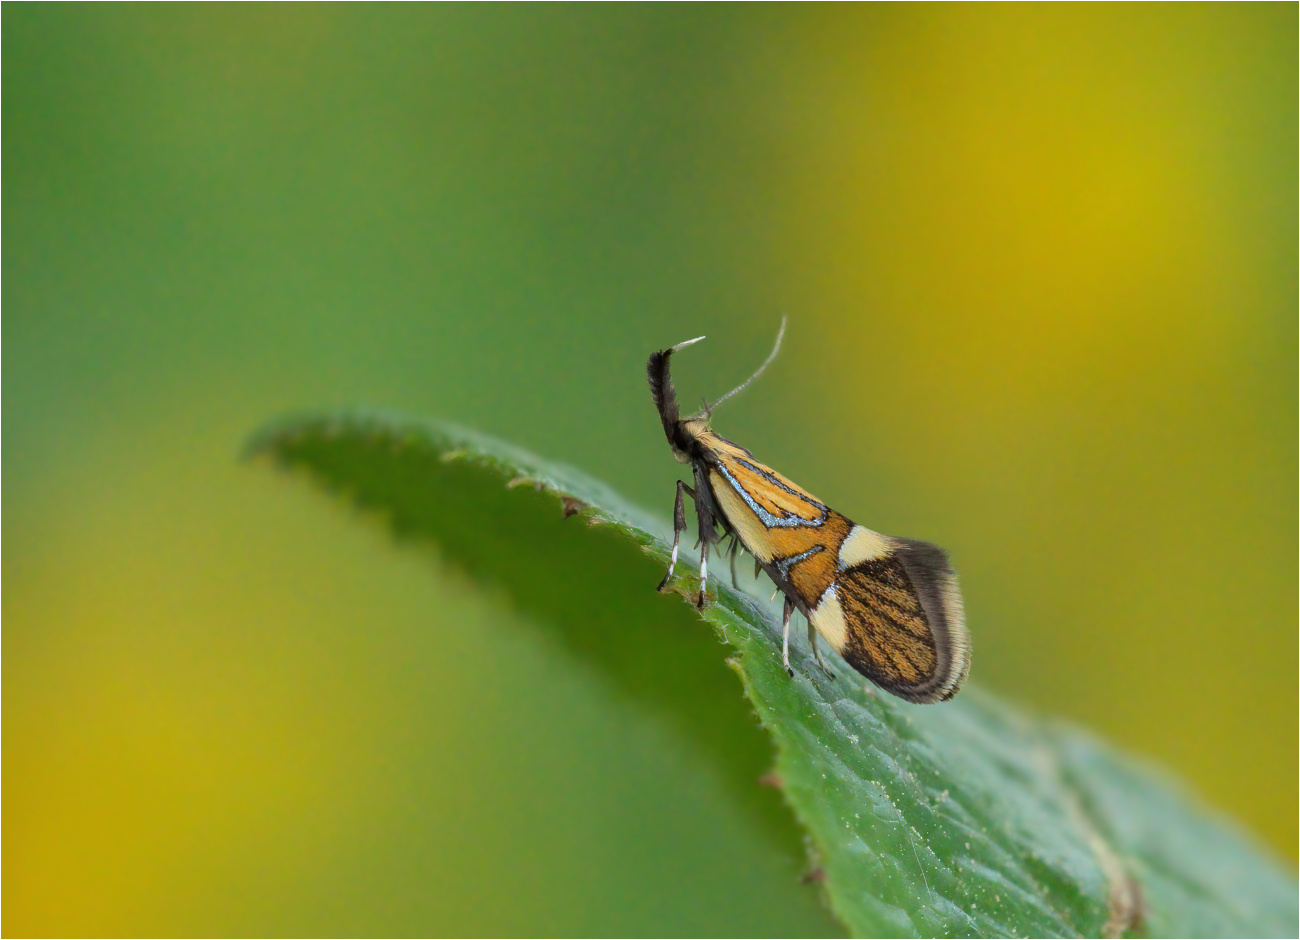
[249,410,1297,938]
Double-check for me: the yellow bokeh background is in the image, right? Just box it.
[6,5,1294,935]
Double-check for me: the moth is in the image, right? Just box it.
[647,321,971,703]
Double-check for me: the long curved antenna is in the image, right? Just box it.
[709,316,787,411]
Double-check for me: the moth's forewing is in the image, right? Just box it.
[700,436,970,702]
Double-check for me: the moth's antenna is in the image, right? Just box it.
[710,316,787,411]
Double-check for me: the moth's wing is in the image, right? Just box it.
[702,434,838,574]
[702,434,827,525]
[808,534,970,703]
[699,431,971,701]
[721,460,825,524]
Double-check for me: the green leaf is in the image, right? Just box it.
[248,410,1297,939]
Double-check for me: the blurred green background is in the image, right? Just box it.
[6,5,1295,935]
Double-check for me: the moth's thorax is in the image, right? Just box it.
[671,416,712,463]
[682,416,710,439]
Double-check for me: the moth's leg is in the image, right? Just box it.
[728,534,740,588]
[657,480,694,591]
[782,596,796,677]
[807,616,835,678]
[692,469,715,609]
[696,537,710,609]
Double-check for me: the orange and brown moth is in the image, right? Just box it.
[647,321,971,703]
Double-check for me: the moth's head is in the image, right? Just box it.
[646,336,707,463]
[648,319,787,463]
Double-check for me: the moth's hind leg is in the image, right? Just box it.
[657,479,694,591]
[806,616,835,679]
[781,596,795,677]
[727,533,742,588]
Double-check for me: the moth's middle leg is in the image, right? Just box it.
[781,596,795,677]
[692,473,717,609]
[807,618,835,678]
[696,537,710,609]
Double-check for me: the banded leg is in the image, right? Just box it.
[657,480,694,591]
[696,537,711,609]
[782,596,796,677]
[807,618,835,678]
[690,464,716,609]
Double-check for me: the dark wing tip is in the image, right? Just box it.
[891,538,971,702]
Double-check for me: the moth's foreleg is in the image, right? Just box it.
[807,616,835,679]
[728,534,741,588]
[657,479,694,591]
[781,596,795,677]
